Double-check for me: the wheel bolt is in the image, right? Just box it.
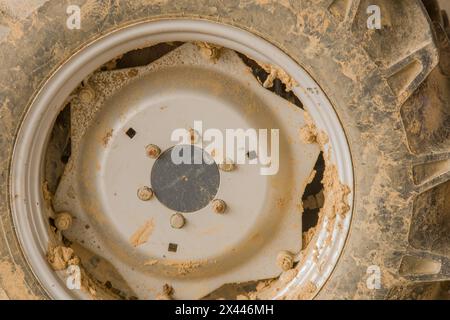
[170,213,185,229]
[79,87,95,103]
[219,159,235,172]
[55,212,73,231]
[137,186,153,201]
[146,144,161,159]
[276,250,295,271]
[188,128,201,144]
[212,199,227,214]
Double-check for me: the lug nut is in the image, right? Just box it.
[189,128,200,144]
[212,199,227,214]
[54,212,73,231]
[79,87,95,103]
[146,144,161,159]
[219,159,235,172]
[170,213,185,229]
[276,250,295,271]
[137,186,153,201]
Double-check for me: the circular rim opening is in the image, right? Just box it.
[9,19,353,300]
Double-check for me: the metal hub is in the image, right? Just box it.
[10,20,353,300]
[151,145,220,213]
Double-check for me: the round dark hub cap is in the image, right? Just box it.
[151,145,220,213]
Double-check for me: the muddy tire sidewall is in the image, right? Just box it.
[0,0,441,299]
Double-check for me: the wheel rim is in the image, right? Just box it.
[10,19,353,299]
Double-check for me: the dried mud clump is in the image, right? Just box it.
[156,284,174,300]
[195,42,223,61]
[46,245,99,297]
[257,62,298,92]
[129,219,154,248]
[299,112,329,146]
[47,245,79,271]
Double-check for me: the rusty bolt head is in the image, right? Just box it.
[137,186,153,201]
[146,144,161,159]
[276,250,295,271]
[170,213,185,229]
[218,159,235,172]
[79,87,95,104]
[55,212,73,231]
[189,128,200,144]
[212,199,227,214]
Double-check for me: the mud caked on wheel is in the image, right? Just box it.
[0,0,449,300]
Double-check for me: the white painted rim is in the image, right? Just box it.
[10,19,354,300]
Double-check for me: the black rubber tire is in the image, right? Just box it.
[0,0,449,299]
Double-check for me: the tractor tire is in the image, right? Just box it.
[0,0,449,299]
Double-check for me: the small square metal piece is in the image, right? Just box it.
[126,128,136,139]
[247,150,258,160]
[168,243,178,252]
